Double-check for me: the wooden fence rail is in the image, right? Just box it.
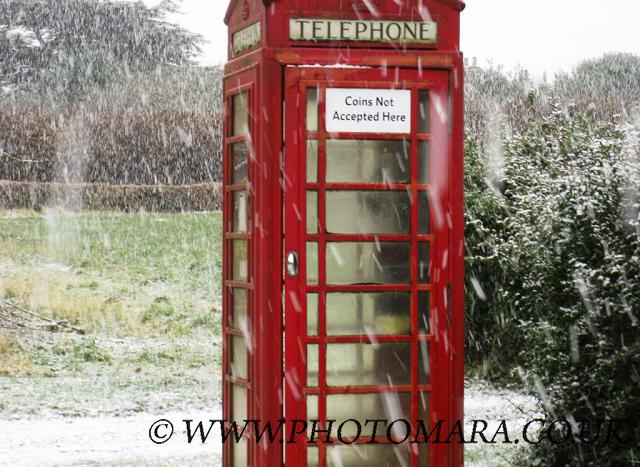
[0,181,223,212]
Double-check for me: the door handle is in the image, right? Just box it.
[286,252,299,277]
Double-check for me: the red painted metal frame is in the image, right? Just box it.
[222,60,286,466]
[283,67,454,467]
[223,2,464,466]
[223,51,464,467]
[222,70,255,467]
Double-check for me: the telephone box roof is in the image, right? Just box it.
[224,0,465,26]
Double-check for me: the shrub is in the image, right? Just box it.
[555,53,640,116]
[0,105,58,182]
[0,65,224,188]
[465,101,640,464]
[87,107,220,185]
[465,66,534,141]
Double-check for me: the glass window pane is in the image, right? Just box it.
[419,440,430,466]
[233,191,249,232]
[326,292,411,336]
[307,140,318,182]
[419,90,430,134]
[419,341,430,385]
[307,394,319,420]
[233,92,248,136]
[326,343,410,386]
[307,242,318,285]
[307,344,318,387]
[231,142,248,184]
[307,394,319,439]
[307,191,318,234]
[419,243,430,284]
[326,140,410,183]
[326,392,411,438]
[232,384,247,422]
[419,392,430,465]
[419,391,430,426]
[326,191,411,234]
[418,292,430,334]
[419,141,430,184]
[232,433,248,467]
[307,87,319,132]
[231,336,248,380]
[232,240,249,282]
[232,288,248,330]
[307,293,318,336]
[418,191,429,234]
[327,242,411,285]
[327,445,410,467]
[308,446,319,467]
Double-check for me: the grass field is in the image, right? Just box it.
[0,209,534,465]
[0,209,222,415]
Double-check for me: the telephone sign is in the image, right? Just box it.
[290,18,438,44]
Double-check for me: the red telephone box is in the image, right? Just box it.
[222,1,465,466]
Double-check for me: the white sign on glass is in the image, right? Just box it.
[325,88,411,134]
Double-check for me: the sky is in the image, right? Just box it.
[159,0,640,79]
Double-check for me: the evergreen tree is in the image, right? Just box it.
[0,0,203,100]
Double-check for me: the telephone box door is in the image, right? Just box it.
[284,67,454,466]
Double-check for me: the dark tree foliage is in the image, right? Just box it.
[0,0,203,100]
[0,0,222,188]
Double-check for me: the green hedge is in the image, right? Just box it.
[0,105,221,185]
[465,103,640,464]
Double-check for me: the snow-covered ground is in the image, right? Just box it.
[464,380,541,466]
[0,381,539,466]
[0,409,222,466]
